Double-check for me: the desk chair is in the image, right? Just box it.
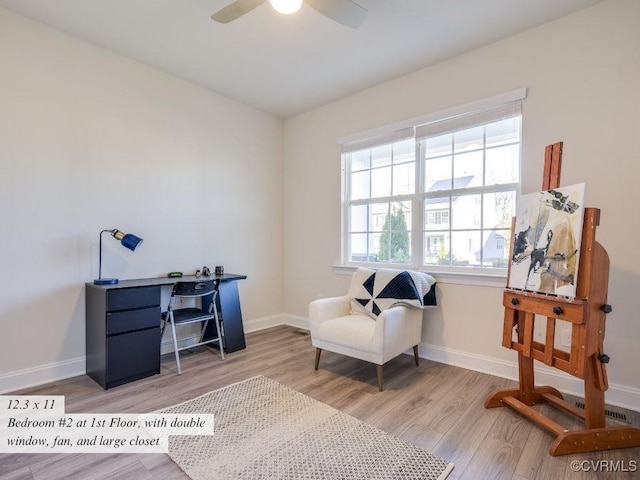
[161,279,224,374]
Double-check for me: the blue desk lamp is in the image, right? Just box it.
[94,229,143,285]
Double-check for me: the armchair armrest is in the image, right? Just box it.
[373,305,424,363]
[309,295,351,332]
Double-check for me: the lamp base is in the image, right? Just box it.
[94,278,119,285]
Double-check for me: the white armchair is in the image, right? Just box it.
[309,268,436,391]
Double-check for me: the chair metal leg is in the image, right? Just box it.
[413,345,420,366]
[314,348,322,370]
[377,364,384,392]
[169,317,182,375]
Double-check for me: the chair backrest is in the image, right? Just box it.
[171,279,219,298]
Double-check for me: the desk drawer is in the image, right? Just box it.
[107,306,160,335]
[107,286,159,311]
[106,328,160,385]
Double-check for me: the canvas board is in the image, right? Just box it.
[508,183,586,298]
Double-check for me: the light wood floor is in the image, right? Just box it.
[2,326,639,480]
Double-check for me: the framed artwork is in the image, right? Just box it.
[508,183,586,298]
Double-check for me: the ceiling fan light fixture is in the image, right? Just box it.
[270,0,303,15]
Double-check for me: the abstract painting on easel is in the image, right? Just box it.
[508,183,586,298]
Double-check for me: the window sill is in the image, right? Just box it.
[332,264,507,288]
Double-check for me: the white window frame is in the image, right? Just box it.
[339,89,526,281]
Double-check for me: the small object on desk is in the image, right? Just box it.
[201,266,211,276]
[168,272,183,278]
[215,265,224,275]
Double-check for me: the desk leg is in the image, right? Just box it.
[203,280,246,353]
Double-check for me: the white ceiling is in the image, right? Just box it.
[1,0,604,118]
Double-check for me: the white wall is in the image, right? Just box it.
[283,0,640,404]
[0,8,284,381]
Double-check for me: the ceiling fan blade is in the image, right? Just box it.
[211,0,266,24]
[305,0,367,28]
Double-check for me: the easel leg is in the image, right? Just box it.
[517,311,536,405]
[584,354,606,429]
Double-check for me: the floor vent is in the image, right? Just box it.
[574,401,628,422]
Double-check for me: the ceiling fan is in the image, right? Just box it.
[211,0,367,28]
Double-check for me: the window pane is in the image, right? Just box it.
[371,144,392,168]
[486,117,520,148]
[392,162,414,195]
[452,193,481,230]
[377,202,411,263]
[371,203,389,232]
[370,233,381,262]
[425,155,452,192]
[351,150,370,171]
[393,138,415,164]
[371,166,392,198]
[451,230,480,267]
[390,232,411,263]
[483,191,515,230]
[350,170,370,200]
[349,204,368,232]
[424,233,448,266]
[453,151,483,188]
[425,133,452,158]
[486,144,519,185]
[349,233,368,262]
[480,229,511,268]
[425,197,450,229]
[454,126,484,153]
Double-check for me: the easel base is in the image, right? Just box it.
[552,426,640,455]
[486,387,640,455]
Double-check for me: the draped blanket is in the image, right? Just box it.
[348,268,436,318]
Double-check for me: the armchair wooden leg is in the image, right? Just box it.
[413,345,420,366]
[314,348,322,370]
[377,364,384,392]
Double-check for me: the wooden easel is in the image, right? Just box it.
[485,142,640,455]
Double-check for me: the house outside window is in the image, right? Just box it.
[341,89,524,274]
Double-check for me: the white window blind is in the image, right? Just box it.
[415,101,522,141]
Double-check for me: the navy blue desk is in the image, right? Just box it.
[85,273,247,389]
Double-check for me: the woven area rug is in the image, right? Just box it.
[158,376,454,480]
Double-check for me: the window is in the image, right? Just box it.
[341,90,524,274]
[419,108,520,269]
[344,136,415,264]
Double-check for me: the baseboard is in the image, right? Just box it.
[3,315,639,413]
[243,314,289,333]
[0,357,85,394]
[281,314,310,330]
[1,314,300,394]
[415,342,640,412]
[251,316,639,411]
[244,314,309,333]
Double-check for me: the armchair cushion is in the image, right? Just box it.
[348,268,436,319]
[313,314,377,354]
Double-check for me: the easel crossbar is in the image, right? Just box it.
[502,395,567,437]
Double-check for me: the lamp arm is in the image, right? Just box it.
[98,229,114,281]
